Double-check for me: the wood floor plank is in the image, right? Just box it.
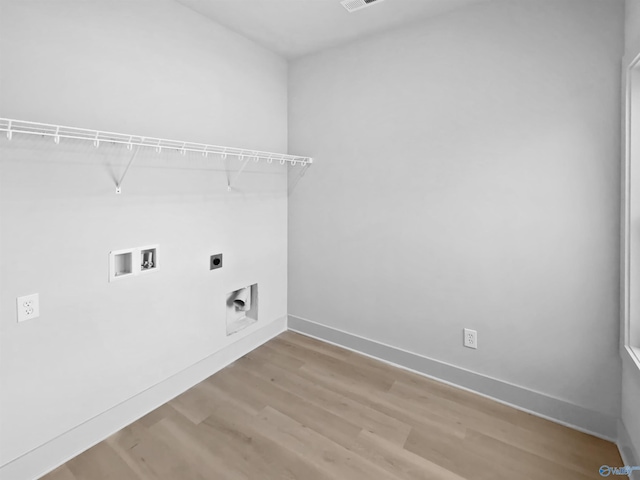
[269,336,395,392]
[204,367,269,413]
[42,466,77,480]
[254,405,396,480]
[461,429,596,480]
[235,354,412,445]
[279,331,355,362]
[404,426,512,480]
[293,361,469,441]
[218,362,364,447]
[137,404,180,429]
[149,409,255,480]
[107,420,208,480]
[168,381,224,425]
[350,429,467,480]
[201,400,334,480]
[248,342,307,371]
[42,331,623,480]
[65,441,141,480]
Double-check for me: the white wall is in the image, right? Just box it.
[289,0,624,424]
[0,0,288,466]
[622,0,640,464]
[627,0,640,60]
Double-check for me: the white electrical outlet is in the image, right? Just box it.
[463,328,477,349]
[17,293,40,322]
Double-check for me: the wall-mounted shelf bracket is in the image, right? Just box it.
[288,161,312,195]
[115,144,141,194]
[228,155,252,191]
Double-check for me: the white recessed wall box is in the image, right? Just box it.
[341,0,385,13]
[139,245,159,274]
[226,283,258,336]
[109,245,160,282]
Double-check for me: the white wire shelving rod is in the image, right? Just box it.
[0,118,313,165]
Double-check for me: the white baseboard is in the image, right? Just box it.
[288,314,618,442]
[0,316,287,480]
[618,420,640,480]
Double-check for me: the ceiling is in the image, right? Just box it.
[176,0,488,59]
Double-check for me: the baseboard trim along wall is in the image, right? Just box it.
[288,314,618,442]
[0,316,287,480]
[618,420,640,480]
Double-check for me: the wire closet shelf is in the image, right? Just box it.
[0,118,312,166]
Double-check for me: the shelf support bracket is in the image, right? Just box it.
[228,156,251,191]
[288,161,311,195]
[115,145,141,194]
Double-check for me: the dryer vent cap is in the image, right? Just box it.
[341,0,386,13]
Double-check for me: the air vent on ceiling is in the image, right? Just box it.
[340,0,386,13]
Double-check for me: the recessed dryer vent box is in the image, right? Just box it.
[226,283,258,336]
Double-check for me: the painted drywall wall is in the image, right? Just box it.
[627,0,640,61]
[0,0,288,466]
[289,0,624,422]
[622,0,640,464]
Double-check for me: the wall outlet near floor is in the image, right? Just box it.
[17,293,40,322]
[463,328,477,349]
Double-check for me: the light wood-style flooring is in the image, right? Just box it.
[43,331,622,480]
